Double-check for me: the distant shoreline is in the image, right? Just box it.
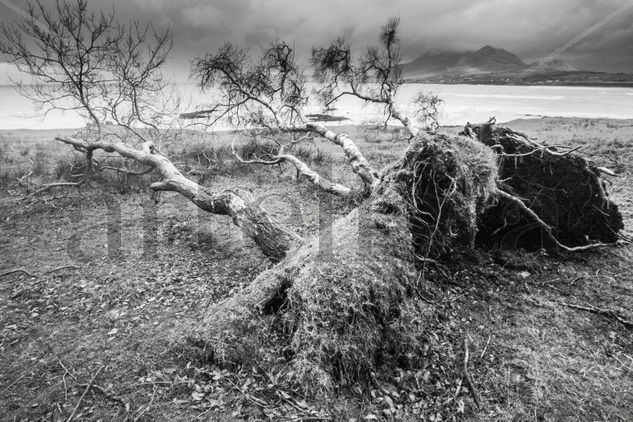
[4,79,633,89]
[403,80,633,88]
[3,82,633,131]
[2,115,633,135]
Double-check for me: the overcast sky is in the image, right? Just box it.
[1,0,632,82]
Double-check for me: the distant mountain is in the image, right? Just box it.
[401,50,464,76]
[458,45,526,72]
[402,45,526,77]
[400,45,633,86]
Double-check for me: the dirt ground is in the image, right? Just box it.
[1,117,632,421]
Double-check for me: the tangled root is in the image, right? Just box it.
[374,135,498,259]
[467,122,624,249]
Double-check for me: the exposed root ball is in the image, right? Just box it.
[470,123,623,248]
[198,136,499,392]
[375,135,498,259]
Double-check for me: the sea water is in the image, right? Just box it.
[1,82,632,130]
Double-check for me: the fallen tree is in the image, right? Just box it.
[2,1,625,398]
[197,136,499,392]
[196,123,623,392]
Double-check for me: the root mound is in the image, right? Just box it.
[470,122,624,249]
[198,136,498,392]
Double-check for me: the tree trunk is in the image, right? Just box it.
[195,136,499,392]
[55,135,302,263]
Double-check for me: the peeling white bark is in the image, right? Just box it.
[283,123,379,193]
[55,135,302,262]
[281,154,355,198]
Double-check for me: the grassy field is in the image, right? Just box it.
[1,117,632,421]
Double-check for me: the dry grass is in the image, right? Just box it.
[0,125,401,195]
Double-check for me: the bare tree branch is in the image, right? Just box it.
[281,154,355,198]
[283,123,379,192]
[1,0,301,262]
[191,40,379,195]
[230,133,358,199]
[312,17,441,138]
[55,135,302,262]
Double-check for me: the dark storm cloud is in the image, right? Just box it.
[2,0,633,79]
[124,0,633,74]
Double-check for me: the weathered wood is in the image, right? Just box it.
[281,154,356,198]
[55,135,302,262]
[284,123,380,193]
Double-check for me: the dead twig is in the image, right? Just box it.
[100,165,155,176]
[29,181,84,197]
[462,337,482,409]
[227,380,273,409]
[67,366,103,422]
[479,335,492,360]
[0,373,28,396]
[499,145,582,159]
[59,361,77,382]
[1,265,79,279]
[60,362,131,420]
[60,363,72,401]
[559,301,633,328]
[44,265,80,275]
[0,268,36,278]
[133,384,156,422]
[83,383,132,420]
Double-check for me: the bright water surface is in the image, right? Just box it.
[1,82,632,130]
